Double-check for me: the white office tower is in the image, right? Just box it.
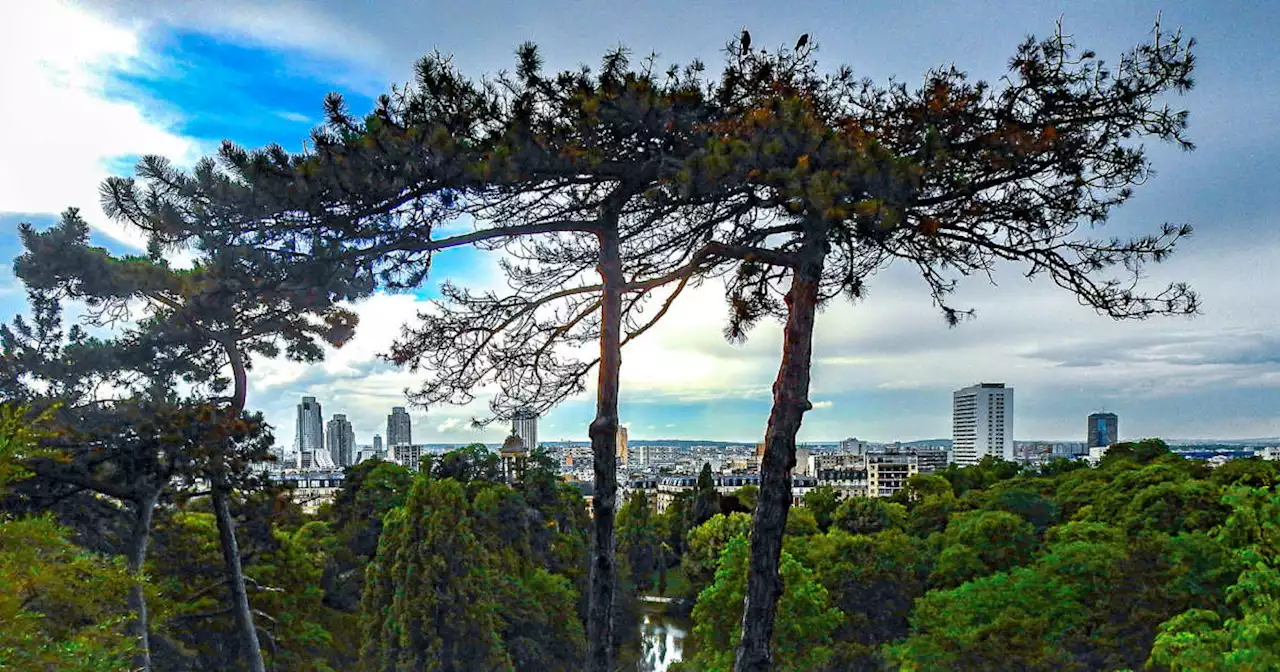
[952,383,1014,466]
[512,409,538,452]
[387,407,412,447]
[296,396,325,469]
[327,414,356,467]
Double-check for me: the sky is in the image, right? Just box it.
[2,0,1279,446]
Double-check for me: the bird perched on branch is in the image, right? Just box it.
[796,33,809,50]
[740,27,751,51]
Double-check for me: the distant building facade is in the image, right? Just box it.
[867,453,919,497]
[512,409,538,453]
[633,444,677,467]
[794,447,812,476]
[912,447,949,474]
[652,474,817,513]
[952,383,1014,466]
[326,414,355,467]
[808,452,864,474]
[387,407,412,447]
[815,468,869,498]
[373,434,383,454]
[354,446,381,464]
[296,396,327,469]
[839,437,868,454]
[389,444,423,472]
[616,426,629,466]
[276,470,344,514]
[1087,412,1119,449]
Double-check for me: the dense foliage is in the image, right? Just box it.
[5,378,1280,672]
[607,442,1280,671]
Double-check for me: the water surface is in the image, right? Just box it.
[638,598,690,671]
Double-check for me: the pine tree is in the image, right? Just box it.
[682,22,1198,670]
[358,477,511,671]
[12,207,365,672]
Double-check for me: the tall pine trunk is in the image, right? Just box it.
[734,233,826,672]
[126,488,160,672]
[213,485,265,672]
[586,222,624,672]
[216,344,266,672]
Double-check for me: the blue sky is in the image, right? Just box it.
[3,0,1279,447]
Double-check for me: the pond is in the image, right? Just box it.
[637,597,691,671]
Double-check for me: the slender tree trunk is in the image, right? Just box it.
[586,222,624,672]
[214,343,266,672]
[213,486,265,672]
[127,488,161,672]
[733,233,826,672]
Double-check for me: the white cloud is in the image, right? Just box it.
[0,1,201,247]
[811,400,834,410]
[273,110,311,123]
[78,0,392,95]
[437,418,460,432]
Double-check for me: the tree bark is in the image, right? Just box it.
[126,488,160,672]
[733,232,826,672]
[586,221,624,672]
[213,485,265,672]
[213,342,266,672]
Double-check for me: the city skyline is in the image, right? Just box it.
[279,393,1267,450]
[2,2,1279,447]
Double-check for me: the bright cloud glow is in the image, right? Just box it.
[0,1,200,247]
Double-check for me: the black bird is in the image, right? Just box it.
[796,33,809,50]
[741,27,751,51]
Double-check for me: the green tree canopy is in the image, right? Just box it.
[683,512,753,593]
[679,536,843,672]
[802,485,842,532]
[832,497,906,536]
[359,477,510,671]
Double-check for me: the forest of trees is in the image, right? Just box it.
[5,405,1280,670]
[5,18,1272,672]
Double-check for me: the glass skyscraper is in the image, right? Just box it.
[387,407,412,446]
[1088,412,1119,449]
[296,396,324,467]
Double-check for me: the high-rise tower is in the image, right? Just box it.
[1087,412,1118,450]
[952,383,1013,466]
[327,414,355,467]
[296,396,325,468]
[387,407,412,447]
[512,409,538,452]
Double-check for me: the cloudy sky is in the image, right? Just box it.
[2,0,1278,446]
